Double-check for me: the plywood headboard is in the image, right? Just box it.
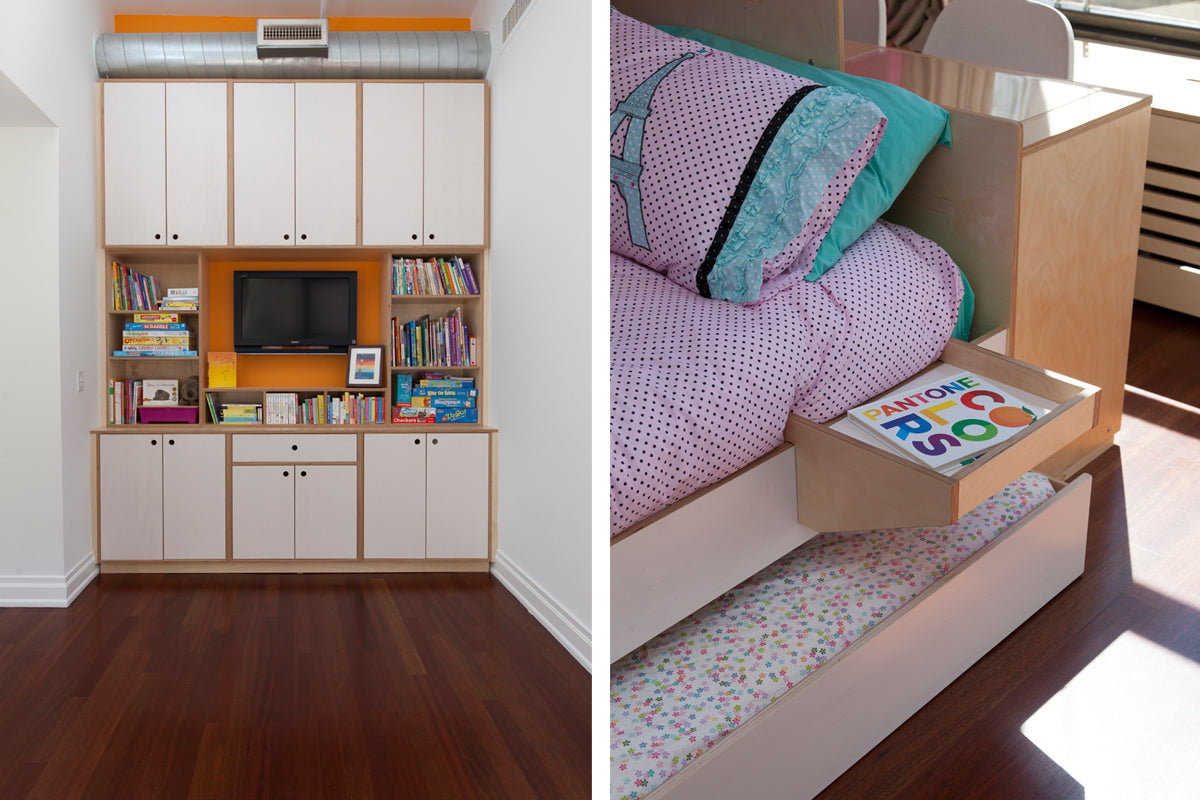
[612,0,844,71]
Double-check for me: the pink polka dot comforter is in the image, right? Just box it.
[610,472,1056,799]
[610,219,965,536]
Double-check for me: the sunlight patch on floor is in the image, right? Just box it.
[1021,631,1200,800]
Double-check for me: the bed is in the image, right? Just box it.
[609,1,1102,796]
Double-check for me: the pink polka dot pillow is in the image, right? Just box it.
[610,8,886,303]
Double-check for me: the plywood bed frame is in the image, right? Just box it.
[610,1,1109,796]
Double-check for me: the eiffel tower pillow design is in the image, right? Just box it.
[610,9,886,304]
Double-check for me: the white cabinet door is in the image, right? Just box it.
[233,83,295,245]
[232,465,295,558]
[361,82,424,246]
[166,83,228,246]
[363,434,427,558]
[162,434,227,560]
[423,83,485,247]
[294,465,358,558]
[99,435,164,560]
[103,83,167,246]
[426,433,489,559]
[294,82,358,246]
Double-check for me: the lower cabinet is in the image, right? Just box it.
[232,464,357,559]
[99,433,226,560]
[363,432,490,559]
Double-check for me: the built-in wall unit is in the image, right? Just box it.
[92,34,496,574]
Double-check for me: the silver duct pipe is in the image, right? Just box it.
[95,31,491,80]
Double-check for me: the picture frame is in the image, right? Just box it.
[346,345,385,387]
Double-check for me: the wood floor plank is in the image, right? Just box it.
[0,573,589,799]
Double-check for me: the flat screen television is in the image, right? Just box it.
[233,270,357,354]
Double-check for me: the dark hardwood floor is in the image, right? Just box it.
[0,572,589,799]
[818,301,1200,800]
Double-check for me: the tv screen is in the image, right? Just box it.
[233,270,357,353]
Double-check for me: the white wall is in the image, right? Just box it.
[0,0,113,604]
[474,0,595,668]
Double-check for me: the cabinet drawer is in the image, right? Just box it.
[784,339,1098,532]
[232,433,357,463]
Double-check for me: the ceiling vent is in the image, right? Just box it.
[257,18,329,58]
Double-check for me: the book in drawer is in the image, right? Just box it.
[784,338,1098,532]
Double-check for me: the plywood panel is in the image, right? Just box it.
[1011,104,1151,477]
[886,111,1022,338]
[613,0,842,69]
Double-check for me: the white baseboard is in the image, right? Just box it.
[0,552,98,607]
[492,549,591,672]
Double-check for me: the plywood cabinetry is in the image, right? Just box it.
[103,82,228,247]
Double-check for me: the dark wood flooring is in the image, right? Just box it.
[818,301,1200,799]
[0,572,589,799]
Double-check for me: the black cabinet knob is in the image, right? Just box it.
[411,233,418,241]
[168,439,175,446]
[300,234,307,240]
[300,470,307,477]
[154,233,161,240]
[283,234,290,240]
[291,444,298,451]
[150,439,158,446]
[428,233,435,241]
[171,234,178,240]
[283,470,290,477]
[431,438,439,445]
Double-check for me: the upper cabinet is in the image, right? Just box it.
[363,82,486,247]
[103,80,486,249]
[232,82,358,246]
[103,82,228,247]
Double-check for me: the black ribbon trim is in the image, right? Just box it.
[696,84,822,298]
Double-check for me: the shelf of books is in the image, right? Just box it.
[203,387,388,426]
[384,252,486,427]
[104,253,205,426]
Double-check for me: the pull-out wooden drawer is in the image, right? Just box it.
[785,338,1098,532]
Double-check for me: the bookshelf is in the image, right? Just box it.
[101,248,488,430]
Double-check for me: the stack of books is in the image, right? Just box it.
[217,402,262,424]
[391,308,476,368]
[392,374,478,423]
[115,314,196,357]
[111,260,164,311]
[159,287,199,311]
[391,256,479,296]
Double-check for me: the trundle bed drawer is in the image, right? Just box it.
[613,472,1093,800]
[785,338,1098,532]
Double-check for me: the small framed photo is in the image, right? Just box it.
[347,346,385,387]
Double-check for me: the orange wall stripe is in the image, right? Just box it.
[114,15,470,33]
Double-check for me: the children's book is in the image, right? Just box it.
[208,352,237,388]
[845,370,1049,470]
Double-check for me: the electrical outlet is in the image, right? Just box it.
[76,370,85,392]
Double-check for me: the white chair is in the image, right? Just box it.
[845,0,887,46]
[922,0,1075,80]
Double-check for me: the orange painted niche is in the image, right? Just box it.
[206,258,381,389]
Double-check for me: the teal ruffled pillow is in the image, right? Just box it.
[660,26,952,282]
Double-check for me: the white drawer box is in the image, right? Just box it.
[232,433,357,463]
